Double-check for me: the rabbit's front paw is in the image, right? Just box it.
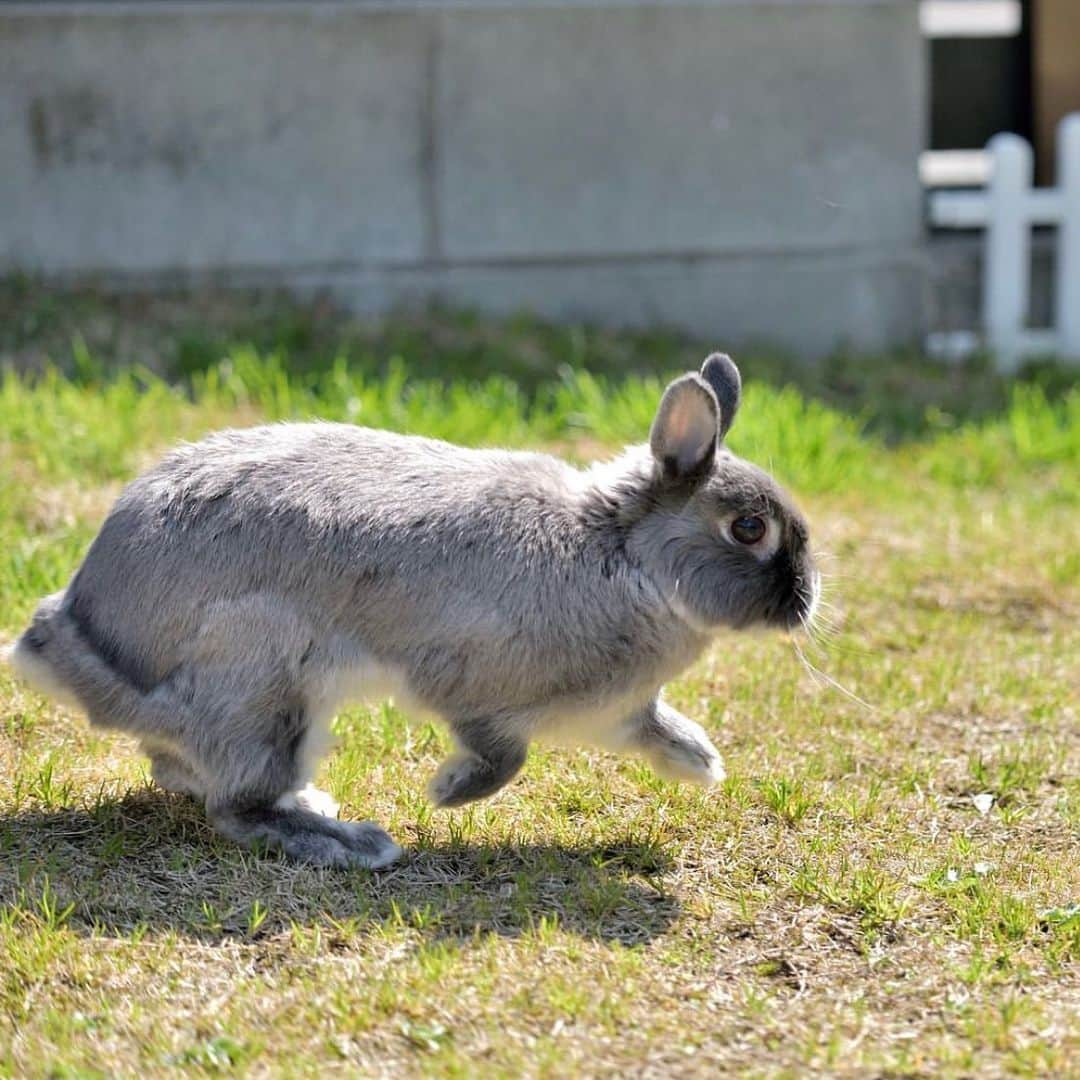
[650,739,726,786]
[626,701,726,786]
[428,736,528,808]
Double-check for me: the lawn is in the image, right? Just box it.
[1,287,1078,1077]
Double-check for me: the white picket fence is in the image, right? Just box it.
[928,112,1080,370]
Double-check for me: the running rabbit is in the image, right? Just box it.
[6,353,817,868]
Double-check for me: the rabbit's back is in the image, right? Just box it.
[62,424,683,709]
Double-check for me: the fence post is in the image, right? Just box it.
[984,133,1033,371]
[1056,114,1080,359]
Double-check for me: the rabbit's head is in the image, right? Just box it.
[623,354,818,634]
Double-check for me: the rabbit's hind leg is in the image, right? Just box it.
[172,599,401,868]
[620,699,725,786]
[211,802,401,869]
[150,734,345,824]
[201,711,400,869]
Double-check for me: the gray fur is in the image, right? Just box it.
[6,355,816,867]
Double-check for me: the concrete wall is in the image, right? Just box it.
[0,1,926,356]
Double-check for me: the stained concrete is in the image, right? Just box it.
[1,10,431,269]
[0,1,927,355]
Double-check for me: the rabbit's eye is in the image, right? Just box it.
[731,515,766,545]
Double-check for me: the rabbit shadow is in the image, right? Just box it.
[0,789,680,947]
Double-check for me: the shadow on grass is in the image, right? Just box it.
[0,789,679,946]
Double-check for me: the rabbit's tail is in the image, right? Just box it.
[7,591,169,735]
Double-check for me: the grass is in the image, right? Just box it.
[1,286,1078,1076]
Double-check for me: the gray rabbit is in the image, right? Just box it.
[6,354,817,868]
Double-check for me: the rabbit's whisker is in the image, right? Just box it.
[790,633,876,712]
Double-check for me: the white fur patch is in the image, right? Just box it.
[276,783,340,818]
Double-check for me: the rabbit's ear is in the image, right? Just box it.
[649,374,719,481]
[700,353,741,441]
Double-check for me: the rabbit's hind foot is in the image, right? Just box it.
[210,803,402,869]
